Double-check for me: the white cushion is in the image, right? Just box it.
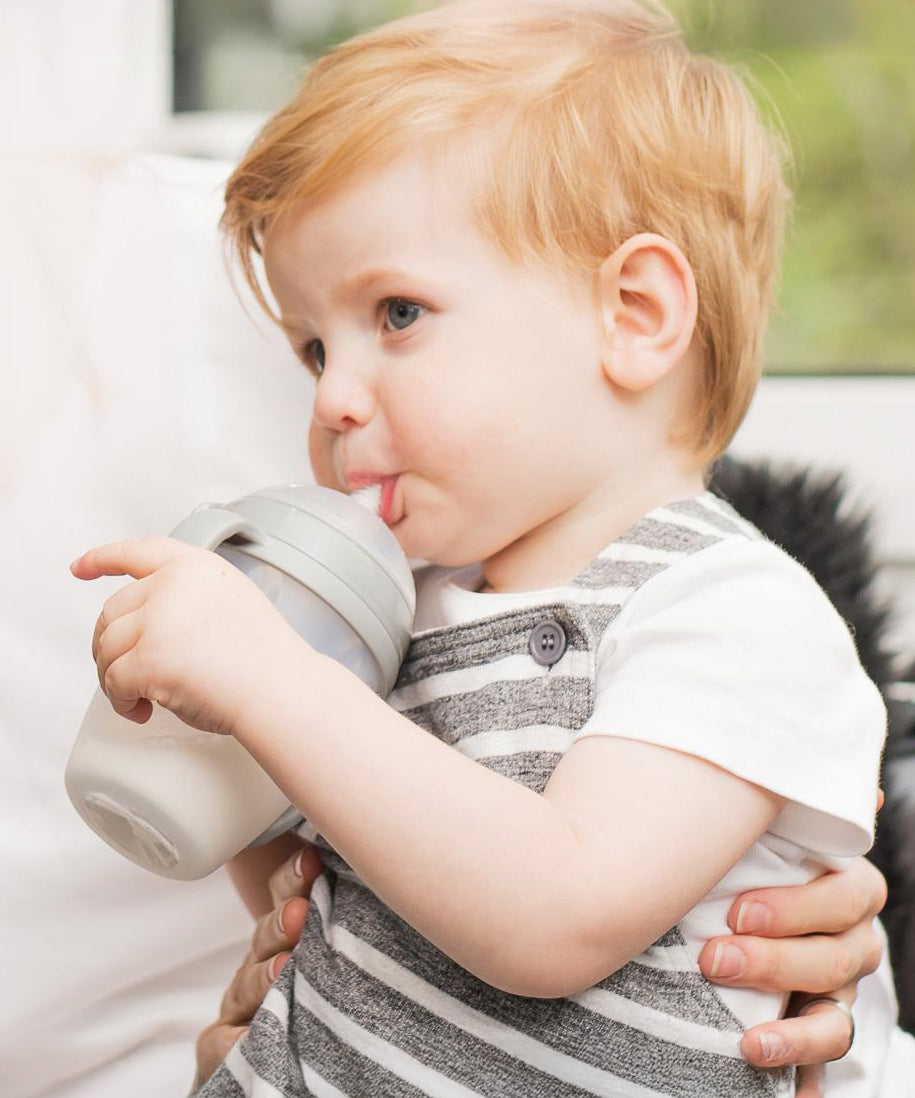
[0,152,313,1098]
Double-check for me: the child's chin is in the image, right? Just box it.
[388,515,416,555]
[397,517,477,569]
[397,525,434,562]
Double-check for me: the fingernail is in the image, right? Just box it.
[293,851,304,878]
[270,954,286,980]
[736,901,770,934]
[757,1031,788,1063]
[710,943,745,979]
[277,902,288,936]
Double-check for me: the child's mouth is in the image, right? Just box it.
[379,476,401,526]
[349,475,402,527]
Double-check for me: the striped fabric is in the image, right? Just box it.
[198,493,792,1098]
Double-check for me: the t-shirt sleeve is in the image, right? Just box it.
[574,536,886,857]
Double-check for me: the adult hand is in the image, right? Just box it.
[194,839,887,1095]
[698,855,887,1098]
[194,844,323,1087]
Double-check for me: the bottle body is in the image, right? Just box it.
[65,486,414,880]
[67,690,290,879]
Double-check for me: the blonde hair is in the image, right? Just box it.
[222,0,791,462]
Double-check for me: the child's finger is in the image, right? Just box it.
[98,632,155,723]
[115,698,154,724]
[96,611,144,694]
[91,578,151,663]
[70,536,195,582]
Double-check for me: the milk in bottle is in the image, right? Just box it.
[65,484,415,880]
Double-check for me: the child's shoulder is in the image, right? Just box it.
[597,490,861,648]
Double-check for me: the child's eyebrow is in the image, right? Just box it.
[332,267,436,303]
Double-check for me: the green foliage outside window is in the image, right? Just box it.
[175,0,914,373]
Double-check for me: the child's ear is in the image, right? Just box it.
[596,233,698,393]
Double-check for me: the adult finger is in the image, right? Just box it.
[699,920,881,993]
[70,536,196,582]
[268,843,324,909]
[195,1022,248,1087]
[739,994,855,1069]
[726,859,887,938]
[794,1062,825,1098]
[249,897,309,965]
[220,953,291,1027]
[91,578,150,662]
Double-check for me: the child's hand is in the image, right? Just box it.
[70,537,302,737]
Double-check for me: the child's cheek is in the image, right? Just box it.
[308,422,338,488]
[404,373,479,451]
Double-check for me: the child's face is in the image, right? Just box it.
[263,151,621,570]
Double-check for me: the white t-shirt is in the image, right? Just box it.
[412,525,912,1095]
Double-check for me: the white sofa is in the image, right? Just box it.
[0,152,313,1098]
[4,148,915,1098]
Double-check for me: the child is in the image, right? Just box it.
[71,1,886,1095]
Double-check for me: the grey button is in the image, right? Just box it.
[529,620,567,666]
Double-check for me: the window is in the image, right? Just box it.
[173,0,914,377]
[171,0,915,650]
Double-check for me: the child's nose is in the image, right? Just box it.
[311,355,377,433]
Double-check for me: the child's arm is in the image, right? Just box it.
[73,537,873,1000]
[237,649,783,998]
[70,534,781,997]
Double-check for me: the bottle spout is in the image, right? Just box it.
[349,484,383,517]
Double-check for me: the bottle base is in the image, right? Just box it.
[83,791,179,872]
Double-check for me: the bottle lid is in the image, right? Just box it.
[171,484,415,693]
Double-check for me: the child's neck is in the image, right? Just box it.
[480,463,706,595]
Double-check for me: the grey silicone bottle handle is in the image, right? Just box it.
[168,506,265,552]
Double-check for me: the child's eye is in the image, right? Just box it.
[302,338,326,375]
[382,298,424,333]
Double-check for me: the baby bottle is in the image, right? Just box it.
[65,484,415,881]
